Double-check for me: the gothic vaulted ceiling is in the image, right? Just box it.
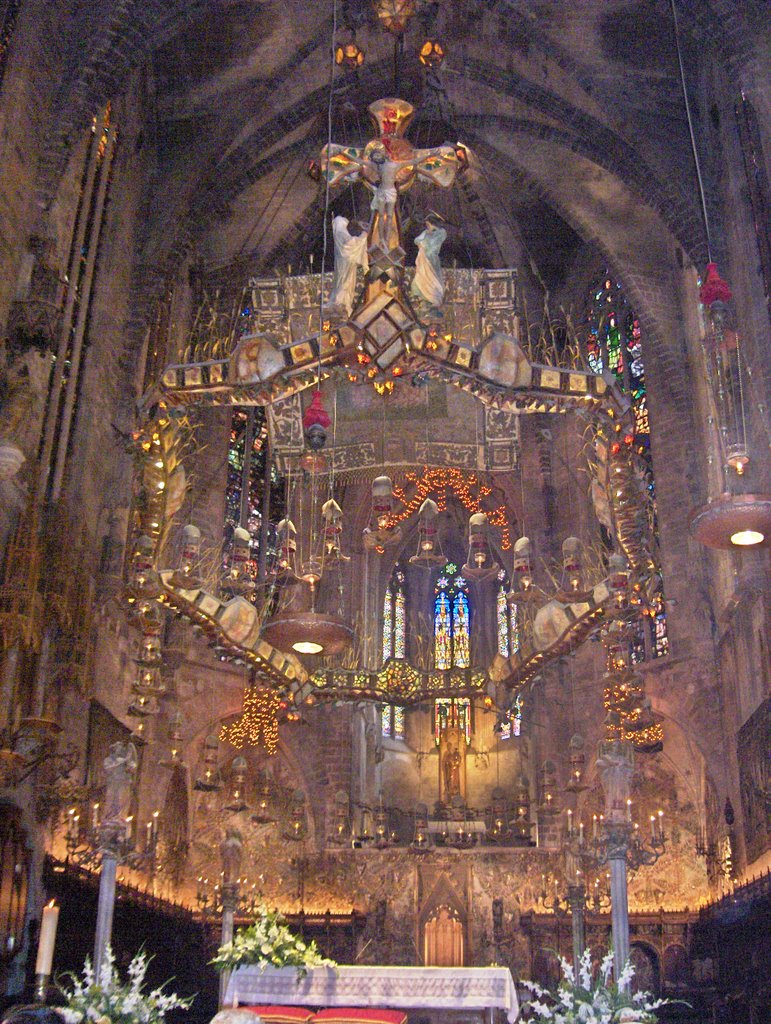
[39,1,769,346]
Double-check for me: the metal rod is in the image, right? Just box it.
[670,0,713,261]
[51,122,117,500]
[37,111,106,501]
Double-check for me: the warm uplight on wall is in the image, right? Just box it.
[730,529,764,547]
[293,640,324,655]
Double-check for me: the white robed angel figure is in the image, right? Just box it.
[325,215,369,319]
[411,214,447,320]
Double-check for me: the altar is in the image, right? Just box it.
[225,965,519,1023]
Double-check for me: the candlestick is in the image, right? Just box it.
[35,900,59,1000]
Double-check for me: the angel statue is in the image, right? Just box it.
[102,741,138,824]
[411,214,447,321]
[325,215,368,320]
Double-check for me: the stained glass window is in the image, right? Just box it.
[394,586,406,660]
[498,696,522,741]
[381,704,406,740]
[393,706,405,740]
[223,407,285,603]
[496,569,518,657]
[382,566,407,663]
[497,585,509,657]
[584,274,668,661]
[452,591,470,668]
[382,588,394,663]
[434,562,470,670]
[382,566,407,738]
[434,698,471,745]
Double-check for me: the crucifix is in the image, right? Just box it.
[319,98,466,362]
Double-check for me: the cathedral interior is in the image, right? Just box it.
[0,1,768,1022]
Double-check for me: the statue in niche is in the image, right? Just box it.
[102,741,138,824]
[440,725,465,805]
[411,213,447,321]
[325,215,368,320]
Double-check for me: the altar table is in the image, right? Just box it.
[226,965,519,1022]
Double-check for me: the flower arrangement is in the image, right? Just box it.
[211,905,336,976]
[521,948,669,1024]
[57,946,193,1024]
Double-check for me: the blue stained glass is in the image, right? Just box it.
[452,590,470,668]
[434,591,452,670]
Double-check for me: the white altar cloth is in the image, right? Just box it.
[226,965,519,1022]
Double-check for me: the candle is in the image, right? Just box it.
[146,821,152,848]
[658,809,664,838]
[125,815,134,842]
[567,809,573,835]
[152,810,159,842]
[35,901,59,975]
[579,821,584,842]
[650,815,656,839]
[91,802,100,830]
[592,814,598,839]
[626,798,632,822]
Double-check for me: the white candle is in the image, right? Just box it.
[567,809,573,835]
[35,901,59,975]
[579,821,584,842]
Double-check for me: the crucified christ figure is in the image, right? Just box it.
[319,99,465,260]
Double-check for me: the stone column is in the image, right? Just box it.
[219,828,243,1007]
[596,738,634,989]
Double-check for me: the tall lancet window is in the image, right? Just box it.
[382,565,406,663]
[498,695,522,740]
[496,569,520,658]
[584,274,668,661]
[434,563,470,670]
[381,565,407,740]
